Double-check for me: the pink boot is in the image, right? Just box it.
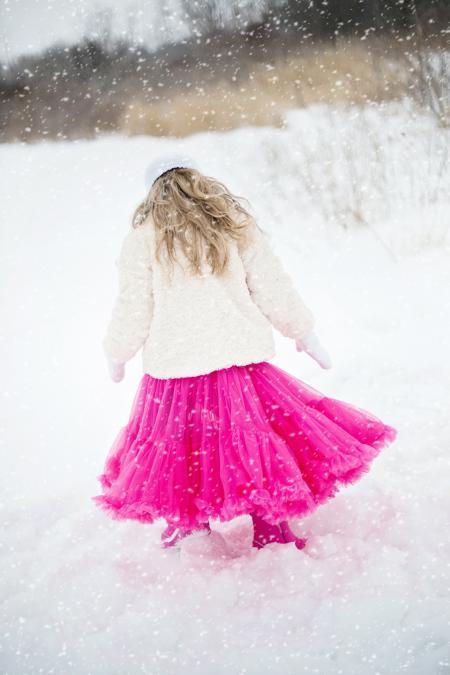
[279,520,307,550]
[161,521,210,549]
[251,513,285,549]
[252,513,307,550]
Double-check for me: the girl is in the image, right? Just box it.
[92,155,397,551]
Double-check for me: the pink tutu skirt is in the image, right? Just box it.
[92,361,397,529]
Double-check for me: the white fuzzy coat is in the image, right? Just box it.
[102,217,315,379]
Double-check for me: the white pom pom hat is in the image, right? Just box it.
[144,154,198,192]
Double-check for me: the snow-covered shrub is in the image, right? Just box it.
[253,101,450,252]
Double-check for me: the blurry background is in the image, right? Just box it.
[1,0,450,140]
[1,3,450,675]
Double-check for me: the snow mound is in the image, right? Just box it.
[0,105,449,674]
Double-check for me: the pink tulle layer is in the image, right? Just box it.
[92,361,397,528]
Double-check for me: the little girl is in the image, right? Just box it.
[92,154,397,551]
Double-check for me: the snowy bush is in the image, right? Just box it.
[251,101,450,252]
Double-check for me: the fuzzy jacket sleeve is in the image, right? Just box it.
[239,221,315,341]
[102,225,154,364]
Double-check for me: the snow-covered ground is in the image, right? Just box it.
[1,103,449,674]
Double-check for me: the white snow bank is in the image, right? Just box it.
[0,103,449,674]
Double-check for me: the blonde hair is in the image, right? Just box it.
[132,168,254,276]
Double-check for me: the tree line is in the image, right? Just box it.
[0,0,448,142]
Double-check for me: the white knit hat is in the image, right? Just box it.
[144,154,198,191]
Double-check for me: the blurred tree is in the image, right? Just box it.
[1,0,449,141]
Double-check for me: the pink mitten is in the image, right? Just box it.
[295,331,332,370]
